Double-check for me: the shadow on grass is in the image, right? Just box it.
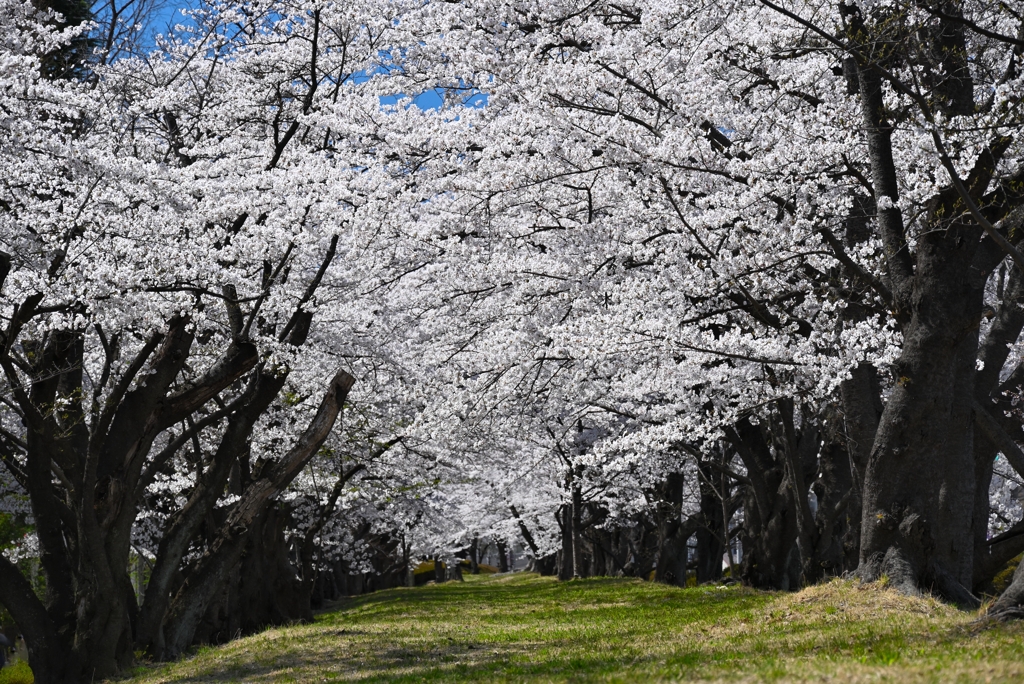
[129,575,1018,683]
[144,618,984,684]
[322,574,760,616]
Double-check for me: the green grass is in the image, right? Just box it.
[120,573,1024,683]
[0,660,34,684]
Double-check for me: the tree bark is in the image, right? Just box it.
[853,50,996,607]
[571,481,584,579]
[0,555,70,684]
[496,539,510,573]
[160,369,354,657]
[857,242,983,606]
[557,504,573,580]
[695,461,726,584]
[653,472,689,586]
[988,558,1024,620]
[729,419,800,590]
[136,369,277,656]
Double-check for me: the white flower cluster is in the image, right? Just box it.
[2,0,1024,595]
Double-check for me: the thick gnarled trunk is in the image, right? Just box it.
[160,369,353,658]
[857,237,983,604]
[849,34,1006,604]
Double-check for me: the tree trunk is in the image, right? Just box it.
[809,433,857,577]
[839,362,883,566]
[852,50,995,607]
[496,540,510,573]
[530,554,559,576]
[296,463,365,617]
[969,263,1024,591]
[557,505,573,580]
[237,505,308,630]
[160,369,354,657]
[447,561,464,582]
[510,505,541,560]
[988,558,1024,620]
[730,419,800,590]
[137,370,280,656]
[571,482,584,578]
[853,153,991,605]
[857,269,982,605]
[970,411,1024,590]
[654,472,689,586]
[0,555,70,684]
[695,463,725,584]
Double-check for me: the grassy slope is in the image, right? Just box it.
[123,573,1024,683]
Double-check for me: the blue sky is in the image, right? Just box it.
[143,2,456,111]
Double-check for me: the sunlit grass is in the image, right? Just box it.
[120,573,1024,682]
[0,660,34,684]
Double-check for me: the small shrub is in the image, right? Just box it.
[413,560,500,582]
[413,560,436,576]
[0,660,34,684]
[993,553,1023,594]
[459,560,499,574]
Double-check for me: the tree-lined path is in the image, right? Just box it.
[9,1,1024,680]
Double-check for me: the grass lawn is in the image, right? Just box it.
[121,573,1024,683]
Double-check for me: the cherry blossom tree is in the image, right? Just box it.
[390,0,1024,605]
[8,1,1024,680]
[0,0,472,677]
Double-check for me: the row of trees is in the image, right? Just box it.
[401,0,1024,601]
[5,0,1024,681]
